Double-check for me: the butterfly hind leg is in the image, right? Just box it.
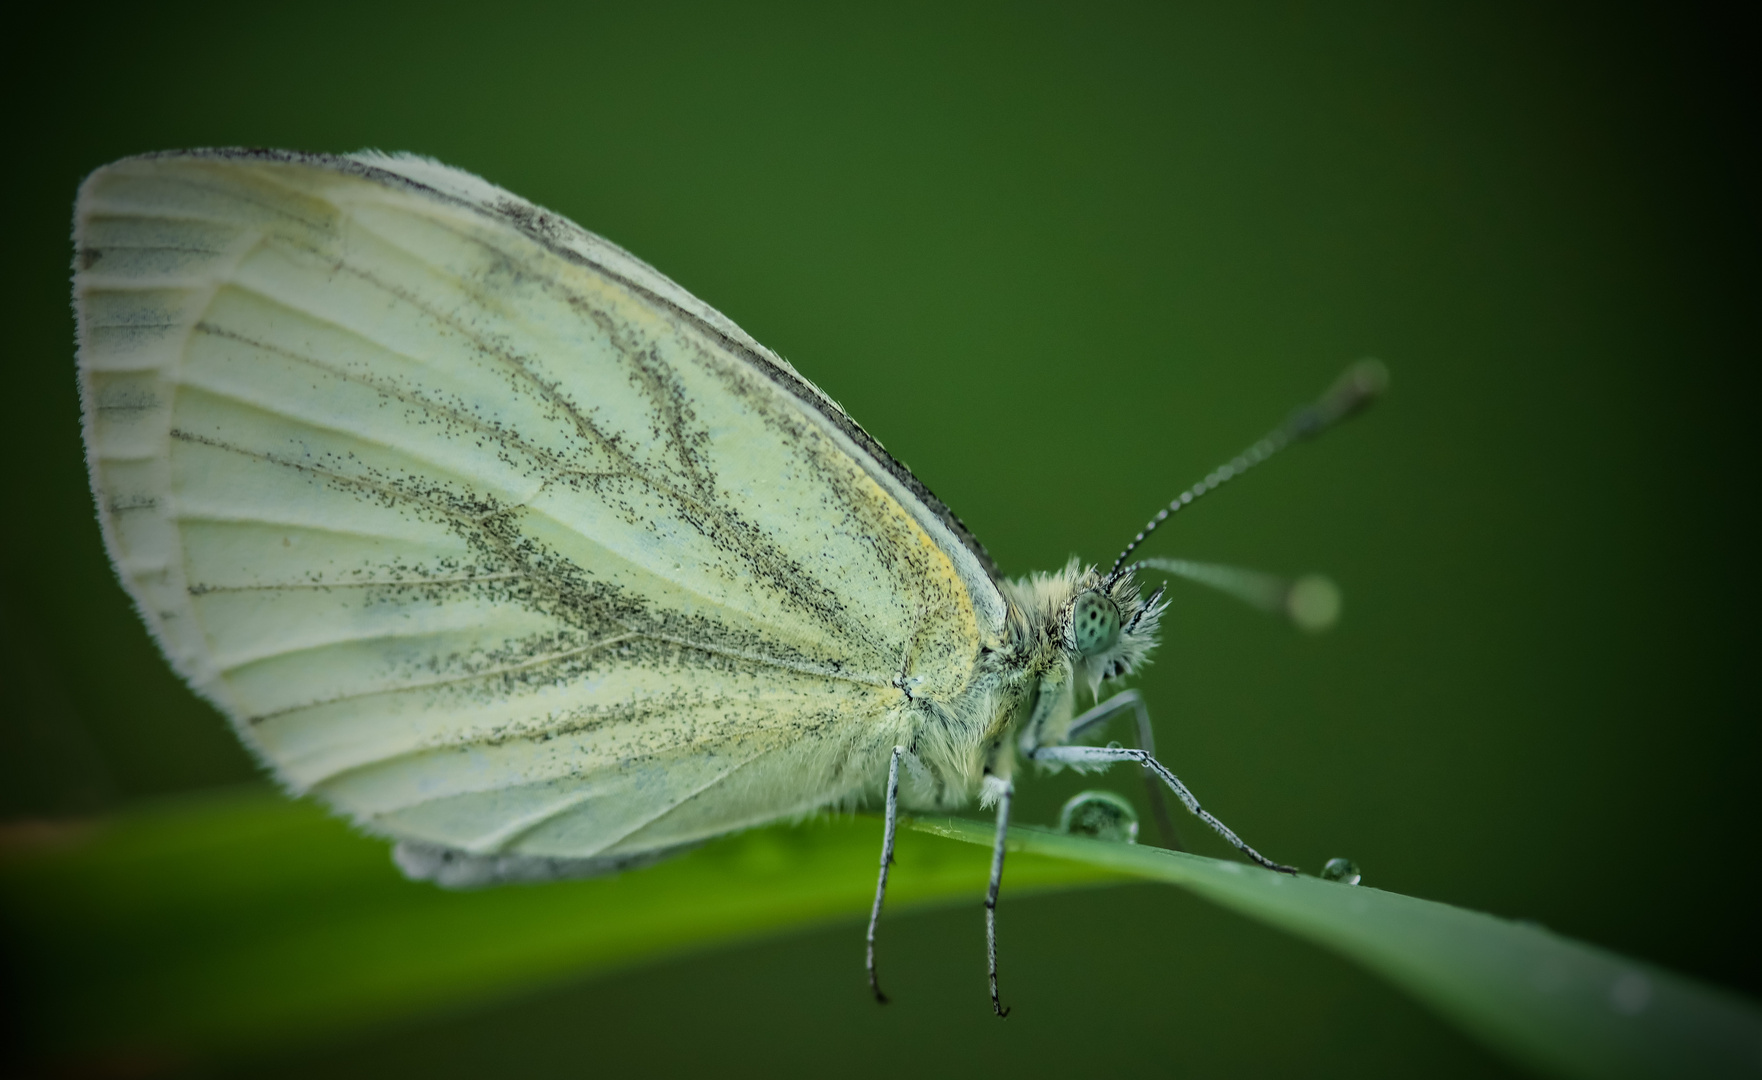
[983,777,1013,1018]
[866,746,905,1003]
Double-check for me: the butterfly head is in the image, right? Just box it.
[1004,560,1165,703]
[1062,564,1166,699]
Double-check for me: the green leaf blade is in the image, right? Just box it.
[6,788,1756,1080]
[911,817,1762,1080]
[0,788,1120,1063]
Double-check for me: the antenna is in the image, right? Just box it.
[1108,359,1388,574]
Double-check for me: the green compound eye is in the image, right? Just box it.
[1071,591,1121,656]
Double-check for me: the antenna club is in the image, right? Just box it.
[1291,357,1390,441]
[1346,356,1391,397]
[1286,574,1342,632]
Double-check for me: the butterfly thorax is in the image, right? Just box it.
[897,560,1165,810]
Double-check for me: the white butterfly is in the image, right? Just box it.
[73,150,1381,1014]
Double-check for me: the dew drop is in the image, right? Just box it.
[1057,790,1139,843]
[1320,857,1362,885]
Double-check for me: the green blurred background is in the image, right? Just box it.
[1,3,1752,1076]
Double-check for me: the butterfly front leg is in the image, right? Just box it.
[1032,691,1297,874]
[1060,689,1181,847]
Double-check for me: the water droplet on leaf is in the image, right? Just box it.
[1320,857,1361,885]
[1058,790,1139,843]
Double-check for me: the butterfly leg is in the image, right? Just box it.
[866,746,905,1003]
[984,778,1014,1017]
[1029,743,1296,874]
[1064,690,1181,849]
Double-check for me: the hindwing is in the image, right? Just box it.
[75,150,1005,861]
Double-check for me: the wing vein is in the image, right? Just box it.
[189,571,527,594]
[167,426,845,654]
[572,750,771,856]
[189,316,574,479]
[246,632,639,722]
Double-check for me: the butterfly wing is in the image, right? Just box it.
[75,150,1006,868]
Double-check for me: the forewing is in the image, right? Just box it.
[74,150,1005,859]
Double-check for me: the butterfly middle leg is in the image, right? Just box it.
[866,746,905,1003]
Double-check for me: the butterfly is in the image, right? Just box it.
[73,149,1382,1014]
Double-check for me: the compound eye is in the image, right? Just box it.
[1072,591,1121,657]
